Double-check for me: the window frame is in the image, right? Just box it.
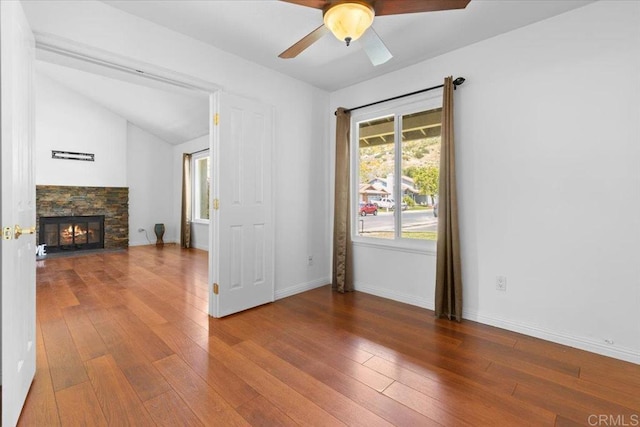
[350,90,443,253]
[192,149,211,224]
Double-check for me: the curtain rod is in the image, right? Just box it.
[189,148,209,155]
[336,77,465,115]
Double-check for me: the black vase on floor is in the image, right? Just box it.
[154,223,165,246]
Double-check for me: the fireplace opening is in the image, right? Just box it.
[39,215,105,253]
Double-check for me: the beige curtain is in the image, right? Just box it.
[435,77,463,321]
[181,153,192,248]
[332,108,354,293]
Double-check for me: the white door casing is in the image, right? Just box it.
[1,1,37,426]
[210,92,274,317]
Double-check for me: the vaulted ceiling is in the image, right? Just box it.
[37,60,210,145]
[27,0,595,145]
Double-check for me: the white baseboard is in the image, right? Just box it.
[129,240,182,247]
[275,277,330,300]
[462,309,640,365]
[354,282,639,365]
[355,282,434,311]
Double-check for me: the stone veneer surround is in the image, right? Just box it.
[36,186,129,249]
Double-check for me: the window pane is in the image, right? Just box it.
[60,222,73,246]
[88,221,101,244]
[74,223,88,244]
[44,223,58,247]
[400,108,442,240]
[357,115,395,239]
[195,156,210,220]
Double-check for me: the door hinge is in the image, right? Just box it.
[213,283,219,295]
[213,199,219,210]
[3,227,13,240]
[213,113,219,126]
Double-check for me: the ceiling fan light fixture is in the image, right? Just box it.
[323,2,374,46]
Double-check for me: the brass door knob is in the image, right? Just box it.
[15,225,35,239]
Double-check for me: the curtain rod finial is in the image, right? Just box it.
[453,77,465,89]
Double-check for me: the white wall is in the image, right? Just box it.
[127,123,174,246]
[25,0,332,295]
[173,135,210,251]
[330,1,640,363]
[35,73,127,186]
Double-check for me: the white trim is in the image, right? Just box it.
[34,32,221,93]
[353,239,436,255]
[354,283,640,365]
[275,278,330,300]
[462,309,640,365]
[210,93,220,316]
[190,241,208,251]
[129,240,180,247]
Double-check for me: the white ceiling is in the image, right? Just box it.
[102,0,594,91]
[37,60,210,145]
[32,0,595,146]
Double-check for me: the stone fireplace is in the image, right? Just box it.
[36,186,129,251]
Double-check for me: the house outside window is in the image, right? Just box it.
[192,150,210,222]
[352,91,442,248]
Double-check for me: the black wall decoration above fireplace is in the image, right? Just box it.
[39,215,105,253]
[51,150,95,161]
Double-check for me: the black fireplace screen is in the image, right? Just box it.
[39,215,105,253]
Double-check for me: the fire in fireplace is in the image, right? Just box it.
[39,215,105,253]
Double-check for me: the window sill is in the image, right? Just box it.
[191,219,210,225]
[352,236,437,256]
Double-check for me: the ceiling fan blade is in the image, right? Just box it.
[279,0,328,10]
[279,24,330,59]
[360,28,392,66]
[375,0,471,16]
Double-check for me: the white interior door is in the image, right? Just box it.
[210,92,274,318]
[1,1,37,426]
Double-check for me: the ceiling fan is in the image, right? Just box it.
[278,0,471,66]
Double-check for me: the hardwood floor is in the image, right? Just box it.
[19,245,639,426]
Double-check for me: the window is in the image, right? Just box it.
[192,150,210,222]
[352,92,442,246]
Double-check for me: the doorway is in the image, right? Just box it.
[35,38,276,318]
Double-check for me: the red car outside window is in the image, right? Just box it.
[359,202,378,216]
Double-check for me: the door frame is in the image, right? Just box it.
[30,33,229,317]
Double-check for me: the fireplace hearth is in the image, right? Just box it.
[39,215,104,253]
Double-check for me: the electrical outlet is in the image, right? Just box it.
[307,255,313,266]
[138,228,144,232]
[496,275,507,291]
